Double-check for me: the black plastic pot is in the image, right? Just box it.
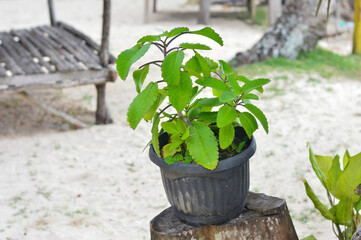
[149,127,256,226]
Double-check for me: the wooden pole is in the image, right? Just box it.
[144,0,150,23]
[95,83,113,124]
[198,0,211,25]
[153,0,157,13]
[250,0,256,23]
[353,0,361,54]
[48,0,56,26]
[268,0,282,25]
[18,91,88,129]
[100,0,111,67]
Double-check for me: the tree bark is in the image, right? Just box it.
[150,192,299,240]
[231,0,327,66]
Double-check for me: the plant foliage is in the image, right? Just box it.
[304,145,361,240]
[116,27,270,170]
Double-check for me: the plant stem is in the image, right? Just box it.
[214,72,225,82]
[159,104,172,116]
[151,42,165,53]
[166,47,184,54]
[166,32,188,47]
[177,111,192,127]
[139,60,163,69]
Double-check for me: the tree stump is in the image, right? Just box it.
[150,192,299,240]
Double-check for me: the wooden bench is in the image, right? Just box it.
[0,0,116,128]
[144,0,257,25]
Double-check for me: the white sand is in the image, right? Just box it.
[0,0,360,239]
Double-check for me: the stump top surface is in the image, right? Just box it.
[150,192,286,234]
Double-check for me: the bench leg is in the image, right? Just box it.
[95,83,113,124]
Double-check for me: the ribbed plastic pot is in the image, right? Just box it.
[149,127,256,226]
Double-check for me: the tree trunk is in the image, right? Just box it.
[231,0,327,66]
[353,0,361,53]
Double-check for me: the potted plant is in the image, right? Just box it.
[116,27,270,226]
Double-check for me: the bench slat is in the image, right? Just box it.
[11,30,53,72]
[0,44,24,75]
[0,32,44,75]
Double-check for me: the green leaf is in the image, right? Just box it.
[127,82,158,129]
[303,179,335,221]
[137,35,160,44]
[161,122,180,135]
[181,127,190,140]
[179,43,211,50]
[241,78,271,94]
[196,77,230,92]
[166,27,190,38]
[330,197,352,225]
[185,122,218,169]
[337,151,361,202]
[190,27,224,46]
[236,75,264,93]
[242,93,259,100]
[205,57,218,72]
[184,56,202,78]
[133,65,149,93]
[308,146,329,187]
[198,112,218,124]
[151,113,161,157]
[219,91,237,103]
[354,197,361,212]
[219,124,235,149]
[164,155,178,164]
[168,72,193,111]
[195,52,211,78]
[238,112,258,138]
[143,92,166,120]
[219,60,233,75]
[300,235,317,240]
[228,75,241,95]
[217,105,237,128]
[175,118,187,134]
[198,97,222,107]
[243,104,269,134]
[116,43,151,80]
[327,155,342,199]
[162,51,185,86]
[343,149,350,169]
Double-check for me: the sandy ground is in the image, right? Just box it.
[0,0,360,239]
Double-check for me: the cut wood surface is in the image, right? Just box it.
[150,192,299,240]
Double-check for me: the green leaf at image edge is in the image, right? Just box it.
[300,235,317,240]
[185,122,219,170]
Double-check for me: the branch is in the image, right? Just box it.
[159,104,172,116]
[139,60,163,69]
[166,47,184,55]
[166,32,189,47]
[151,42,165,53]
